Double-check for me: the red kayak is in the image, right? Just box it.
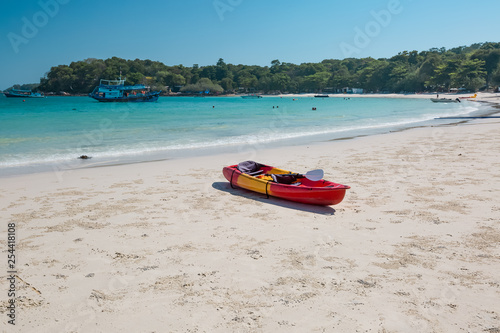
[222,161,350,206]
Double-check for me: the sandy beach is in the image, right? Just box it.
[275,91,500,101]
[1,94,500,332]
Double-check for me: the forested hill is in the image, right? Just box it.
[31,42,500,94]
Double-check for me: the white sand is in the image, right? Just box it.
[273,91,500,102]
[0,96,499,332]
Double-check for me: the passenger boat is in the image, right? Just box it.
[241,94,262,99]
[4,89,45,98]
[430,98,460,103]
[89,78,160,102]
[222,161,350,206]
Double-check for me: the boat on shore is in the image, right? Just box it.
[430,98,461,103]
[241,94,262,99]
[89,78,160,102]
[314,94,329,98]
[459,93,477,99]
[222,161,349,206]
[4,89,45,98]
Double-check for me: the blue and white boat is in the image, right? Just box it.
[89,78,160,102]
[4,89,45,98]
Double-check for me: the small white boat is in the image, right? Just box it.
[430,98,460,103]
[241,94,262,99]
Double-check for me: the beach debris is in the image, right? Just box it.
[112,252,140,260]
[357,279,376,288]
[85,273,95,278]
[15,275,42,294]
[89,290,106,303]
[247,249,262,260]
[78,155,91,159]
[138,266,158,271]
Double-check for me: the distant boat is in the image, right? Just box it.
[241,94,262,99]
[89,78,160,102]
[430,98,460,103]
[314,94,329,98]
[4,89,45,98]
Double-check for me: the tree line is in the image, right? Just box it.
[24,42,500,94]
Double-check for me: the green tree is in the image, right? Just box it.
[295,63,326,77]
[418,53,442,89]
[491,67,500,88]
[300,72,330,92]
[270,59,281,74]
[31,42,500,95]
[328,65,353,90]
[257,76,271,92]
[169,73,187,87]
[125,72,144,85]
[40,65,76,92]
[201,66,216,80]
[450,58,486,91]
[220,77,234,91]
[427,59,461,91]
[270,73,291,92]
[357,60,389,92]
[235,69,258,89]
[180,78,223,93]
[215,58,230,81]
[400,71,423,92]
[471,49,500,87]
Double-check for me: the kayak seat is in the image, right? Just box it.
[237,160,264,176]
[271,174,299,184]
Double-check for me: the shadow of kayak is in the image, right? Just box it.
[212,182,336,215]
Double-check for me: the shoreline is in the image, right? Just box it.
[1,94,499,179]
[7,91,499,99]
[1,107,499,331]
[5,109,498,181]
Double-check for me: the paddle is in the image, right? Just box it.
[297,169,324,181]
[264,169,324,182]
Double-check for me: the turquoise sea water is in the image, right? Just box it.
[0,95,492,176]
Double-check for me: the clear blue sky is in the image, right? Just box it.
[1,0,499,89]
